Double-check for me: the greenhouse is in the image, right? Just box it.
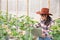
[0,0,60,40]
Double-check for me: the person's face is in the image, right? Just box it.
[40,14,47,20]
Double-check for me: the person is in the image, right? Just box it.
[34,8,54,40]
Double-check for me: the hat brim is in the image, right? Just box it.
[36,11,52,15]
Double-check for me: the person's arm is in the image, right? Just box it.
[48,20,55,31]
[34,23,41,28]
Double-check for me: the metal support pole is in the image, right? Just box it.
[26,0,29,16]
[48,0,50,9]
[6,0,8,20]
[0,0,1,11]
[16,0,18,17]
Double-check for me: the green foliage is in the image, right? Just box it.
[0,11,8,40]
[17,16,37,40]
[0,11,37,40]
[50,18,60,40]
[0,26,8,40]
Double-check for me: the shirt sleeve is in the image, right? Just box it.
[34,23,41,28]
[51,20,55,26]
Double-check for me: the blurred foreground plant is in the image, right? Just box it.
[50,18,60,40]
[0,11,37,40]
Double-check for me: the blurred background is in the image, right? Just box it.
[0,0,60,21]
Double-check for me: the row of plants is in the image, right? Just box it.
[0,11,60,40]
[50,18,60,40]
[0,11,37,40]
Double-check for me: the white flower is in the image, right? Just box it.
[22,31,26,35]
[12,26,16,28]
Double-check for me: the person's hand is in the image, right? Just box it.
[41,30,46,38]
[33,36,37,40]
[41,33,46,38]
